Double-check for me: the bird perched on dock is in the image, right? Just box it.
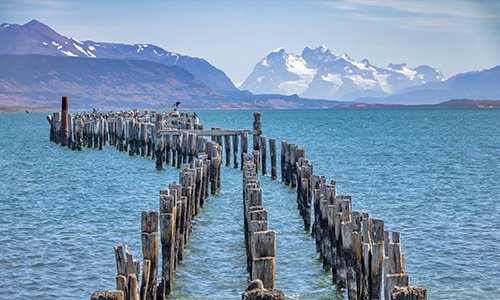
[173,101,181,111]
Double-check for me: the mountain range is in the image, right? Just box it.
[0,19,236,92]
[0,19,498,109]
[240,46,446,101]
[0,20,346,109]
[0,53,345,110]
[357,65,500,104]
[0,54,220,109]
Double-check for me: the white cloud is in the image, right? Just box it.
[325,0,500,19]
[323,0,500,33]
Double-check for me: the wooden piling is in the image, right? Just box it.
[159,194,176,297]
[99,117,105,150]
[281,141,287,183]
[250,230,276,289]
[232,134,239,169]
[269,138,277,179]
[242,152,276,291]
[141,259,150,300]
[117,117,124,151]
[241,132,248,171]
[54,112,61,144]
[58,110,427,300]
[253,112,262,148]
[370,241,384,299]
[127,274,140,300]
[60,96,69,146]
[260,136,267,175]
[155,115,163,170]
[176,133,182,168]
[141,210,159,300]
[224,134,231,167]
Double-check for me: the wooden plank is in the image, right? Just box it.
[159,129,257,136]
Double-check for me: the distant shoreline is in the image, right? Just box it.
[0,106,51,114]
[1,99,499,114]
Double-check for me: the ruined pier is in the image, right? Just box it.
[48,96,427,300]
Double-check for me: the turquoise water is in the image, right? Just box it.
[0,109,498,299]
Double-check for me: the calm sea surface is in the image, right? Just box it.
[0,109,498,299]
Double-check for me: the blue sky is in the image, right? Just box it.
[1,0,499,86]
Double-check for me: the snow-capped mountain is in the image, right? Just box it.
[240,46,445,100]
[357,65,500,104]
[0,20,236,91]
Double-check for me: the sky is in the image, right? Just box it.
[1,0,499,86]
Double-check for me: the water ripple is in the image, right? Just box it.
[0,109,499,299]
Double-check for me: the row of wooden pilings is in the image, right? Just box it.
[91,144,222,300]
[46,101,277,184]
[48,97,426,299]
[241,152,286,299]
[46,101,205,169]
[280,141,427,300]
[242,153,275,289]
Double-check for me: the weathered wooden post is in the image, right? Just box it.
[369,218,385,300]
[289,144,297,188]
[141,259,151,300]
[141,210,159,300]
[241,132,248,171]
[232,134,239,169]
[253,112,262,168]
[113,245,140,300]
[155,115,163,170]
[53,112,61,144]
[250,230,276,289]
[75,117,83,151]
[99,117,105,150]
[165,133,171,165]
[281,141,287,182]
[182,131,189,164]
[128,274,140,300]
[148,123,154,158]
[269,138,277,179]
[260,136,267,175]
[67,114,73,149]
[224,135,231,167]
[176,133,183,168]
[140,122,147,156]
[171,134,177,167]
[385,231,405,275]
[60,96,69,146]
[130,118,138,155]
[117,116,124,151]
[159,194,176,297]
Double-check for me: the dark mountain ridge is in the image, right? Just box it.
[0,20,236,92]
[0,54,220,109]
[0,54,343,109]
